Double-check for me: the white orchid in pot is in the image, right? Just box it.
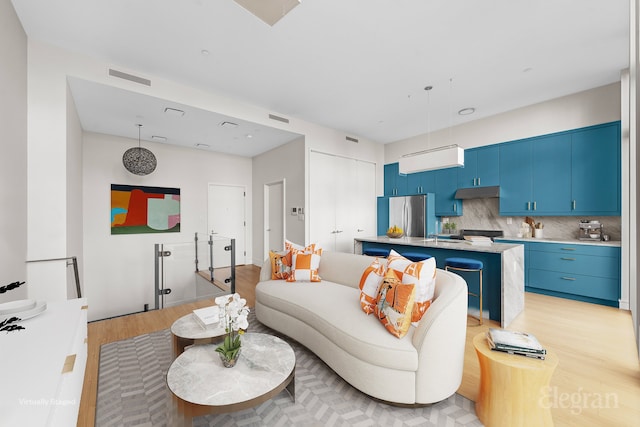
[215,293,250,367]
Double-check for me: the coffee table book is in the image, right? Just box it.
[486,328,546,359]
[193,305,220,329]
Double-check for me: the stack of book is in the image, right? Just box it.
[486,328,547,360]
[193,305,221,329]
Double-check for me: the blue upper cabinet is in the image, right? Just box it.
[499,123,620,216]
[571,122,621,215]
[407,170,436,195]
[531,134,572,214]
[383,163,408,196]
[458,145,499,188]
[434,167,462,216]
[499,139,533,214]
[499,133,571,215]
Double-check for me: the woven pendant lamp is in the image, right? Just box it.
[122,124,157,176]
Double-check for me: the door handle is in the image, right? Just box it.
[561,257,576,261]
[572,200,576,210]
[561,277,576,281]
[477,177,480,186]
[357,229,364,232]
[561,247,576,251]
[473,178,477,186]
[533,201,537,211]
[526,202,530,210]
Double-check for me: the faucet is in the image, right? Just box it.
[428,233,438,244]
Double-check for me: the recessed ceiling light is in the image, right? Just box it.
[246,134,253,138]
[151,135,167,142]
[201,49,210,55]
[164,107,185,117]
[220,121,239,128]
[458,107,475,116]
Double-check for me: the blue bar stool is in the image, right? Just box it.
[363,247,390,257]
[400,252,433,262]
[445,257,483,325]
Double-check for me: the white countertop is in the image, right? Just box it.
[355,236,522,254]
[495,236,621,247]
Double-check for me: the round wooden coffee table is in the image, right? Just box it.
[473,332,559,427]
[170,312,227,357]
[167,332,296,427]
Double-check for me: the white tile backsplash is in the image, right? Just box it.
[440,198,621,241]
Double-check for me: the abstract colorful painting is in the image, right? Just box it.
[111,184,181,234]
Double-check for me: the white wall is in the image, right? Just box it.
[252,137,305,265]
[385,82,621,162]
[83,132,252,321]
[0,1,28,302]
[66,83,84,298]
[25,40,385,307]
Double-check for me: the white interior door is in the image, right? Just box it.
[208,184,246,266]
[335,157,357,253]
[310,151,337,251]
[354,160,377,239]
[265,181,285,256]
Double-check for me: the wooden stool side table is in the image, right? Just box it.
[473,332,559,427]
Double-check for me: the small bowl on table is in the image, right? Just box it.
[386,231,404,239]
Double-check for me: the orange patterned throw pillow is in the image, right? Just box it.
[359,257,387,314]
[374,268,415,338]
[387,250,437,324]
[269,250,291,280]
[286,250,322,282]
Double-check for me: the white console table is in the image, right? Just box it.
[0,298,88,427]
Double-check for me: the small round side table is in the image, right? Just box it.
[473,332,559,427]
[170,312,226,357]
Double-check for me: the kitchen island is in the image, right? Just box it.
[354,236,525,327]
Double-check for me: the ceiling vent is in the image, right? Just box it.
[346,136,359,143]
[268,113,290,124]
[164,107,185,117]
[220,121,239,128]
[108,68,151,86]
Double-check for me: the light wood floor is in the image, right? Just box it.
[78,266,640,427]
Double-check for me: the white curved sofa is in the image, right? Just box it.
[255,250,468,405]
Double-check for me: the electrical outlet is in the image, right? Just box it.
[507,217,513,225]
[291,207,297,216]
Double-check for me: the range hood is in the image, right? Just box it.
[454,185,500,199]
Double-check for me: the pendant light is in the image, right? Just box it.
[399,84,464,173]
[122,124,157,176]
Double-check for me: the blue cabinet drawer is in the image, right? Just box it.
[529,269,619,301]
[527,241,620,257]
[529,251,619,279]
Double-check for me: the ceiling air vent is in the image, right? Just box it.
[346,136,359,143]
[108,68,151,86]
[220,121,239,128]
[268,114,289,124]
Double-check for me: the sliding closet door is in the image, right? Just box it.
[310,151,376,253]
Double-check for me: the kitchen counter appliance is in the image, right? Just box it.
[579,220,603,241]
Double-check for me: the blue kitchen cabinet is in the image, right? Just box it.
[571,122,621,215]
[434,167,462,216]
[526,242,620,307]
[499,139,532,214]
[407,170,436,195]
[384,163,408,196]
[499,134,571,215]
[376,196,389,235]
[531,133,572,214]
[457,145,499,188]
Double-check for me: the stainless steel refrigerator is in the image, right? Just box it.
[388,194,436,238]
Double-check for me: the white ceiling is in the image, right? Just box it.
[12,0,630,156]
